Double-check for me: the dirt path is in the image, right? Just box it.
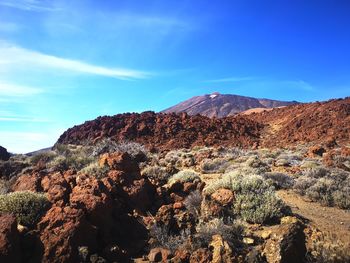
[277,190,350,244]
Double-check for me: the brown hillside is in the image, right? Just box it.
[57,111,263,150]
[247,97,350,147]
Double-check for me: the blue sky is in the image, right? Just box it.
[0,0,349,153]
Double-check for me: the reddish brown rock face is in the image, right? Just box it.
[247,97,350,147]
[57,111,263,150]
[11,173,43,192]
[0,214,21,263]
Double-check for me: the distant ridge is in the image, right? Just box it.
[162,92,298,117]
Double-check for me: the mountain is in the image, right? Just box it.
[162,92,298,117]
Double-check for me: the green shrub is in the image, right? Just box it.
[0,179,9,195]
[262,172,295,189]
[0,191,50,226]
[79,162,110,178]
[30,151,57,165]
[200,158,230,174]
[168,170,200,185]
[141,165,170,183]
[294,167,350,209]
[234,191,287,224]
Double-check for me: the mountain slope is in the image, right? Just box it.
[162,92,298,117]
[248,97,350,147]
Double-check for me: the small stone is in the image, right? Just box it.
[16,224,28,234]
[243,237,255,245]
[280,216,298,225]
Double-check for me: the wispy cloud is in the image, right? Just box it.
[281,80,314,91]
[0,0,60,12]
[205,76,254,83]
[0,42,150,80]
[0,117,49,122]
[0,82,43,97]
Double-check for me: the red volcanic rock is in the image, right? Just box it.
[248,97,350,147]
[99,152,140,174]
[11,173,42,192]
[38,206,98,263]
[57,111,263,150]
[41,172,71,206]
[0,214,21,263]
[211,188,234,206]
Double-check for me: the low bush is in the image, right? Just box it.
[262,172,295,189]
[200,158,230,174]
[141,165,170,183]
[294,167,350,209]
[78,162,110,178]
[168,170,200,185]
[306,232,350,263]
[0,191,50,226]
[0,179,9,195]
[195,218,243,247]
[230,174,288,224]
[149,224,191,252]
[184,190,202,218]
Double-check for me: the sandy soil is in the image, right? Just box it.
[277,190,350,244]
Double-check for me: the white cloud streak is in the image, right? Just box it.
[0,0,60,12]
[0,42,150,79]
[0,82,43,97]
[0,117,49,122]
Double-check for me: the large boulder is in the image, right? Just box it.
[0,214,21,263]
[263,218,306,263]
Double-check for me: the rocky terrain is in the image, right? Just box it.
[0,141,349,263]
[57,111,264,150]
[57,97,349,150]
[247,97,350,147]
[0,97,349,263]
[162,92,297,118]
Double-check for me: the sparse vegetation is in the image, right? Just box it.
[184,190,202,218]
[307,232,350,263]
[0,191,50,226]
[294,167,350,209]
[195,218,243,247]
[141,165,170,183]
[168,169,200,185]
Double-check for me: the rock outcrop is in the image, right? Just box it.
[0,214,21,263]
[0,146,10,161]
[57,111,263,150]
